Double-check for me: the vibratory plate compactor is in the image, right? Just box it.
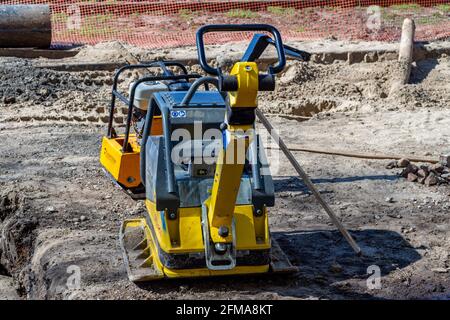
[100,24,303,282]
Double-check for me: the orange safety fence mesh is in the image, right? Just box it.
[2,1,450,48]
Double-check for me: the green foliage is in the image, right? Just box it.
[52,12,69,23]
[90,14,114,24]
[267,6,295,16]
[390,3,421,11]
[65,14,116,37]
[226,9,258,19]
[436,4,450,12]
[179,9,193,21]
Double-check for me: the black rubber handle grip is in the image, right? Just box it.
[196,24,286,76]
[218,74,275,92]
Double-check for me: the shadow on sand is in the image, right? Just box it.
[134,229,421,299]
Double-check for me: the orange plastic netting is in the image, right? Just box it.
[3,1,450,48]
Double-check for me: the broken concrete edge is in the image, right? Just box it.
[315,42,448,65]
[31,42,450,72]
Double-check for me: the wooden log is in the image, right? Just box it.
[0,5,51,48]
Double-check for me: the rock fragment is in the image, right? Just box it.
[401,164,418,177]
[329,263,343,274]
[397,158,410,168]
[440,153,450,168]
[45,206,56,213]
[431,163,444,174]
[386,160,397,169]
[3,96,16,104]
[407,173,418,182]
[417,176,426,184]
[424,172,438,186]
[417,168,429,178]
[431,268,448,273]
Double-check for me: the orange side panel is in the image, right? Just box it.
[151,116,163,136]
[100,136,141,188]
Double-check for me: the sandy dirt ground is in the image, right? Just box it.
[0,41,449,300]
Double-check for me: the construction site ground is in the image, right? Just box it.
[0,40,449,299]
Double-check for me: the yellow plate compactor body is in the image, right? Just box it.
[101,134,295,281]
[100,24,297,281]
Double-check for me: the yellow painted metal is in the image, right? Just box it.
[162,262,269,278]
[123,213,270,279]
[228,124,253,132]
[253,206,270,245]
[228,62,259,108]
[207,133,251,243]
[113,61,280,280]
[145,200,270,254]
[232,205,270,250]
[146,201,204,253]
[123,218,166,280]
[202,61,261,244]
[99,135,141,188]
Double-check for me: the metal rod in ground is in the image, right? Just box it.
[256,109,362,256]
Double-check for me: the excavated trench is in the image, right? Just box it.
[0,192,20,273]
[0,191,20,297]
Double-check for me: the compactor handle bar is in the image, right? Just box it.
[196,24,286,76]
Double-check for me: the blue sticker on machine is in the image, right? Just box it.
[160,211,167,231]
[222,130,227,150]
[171,110,187,118]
